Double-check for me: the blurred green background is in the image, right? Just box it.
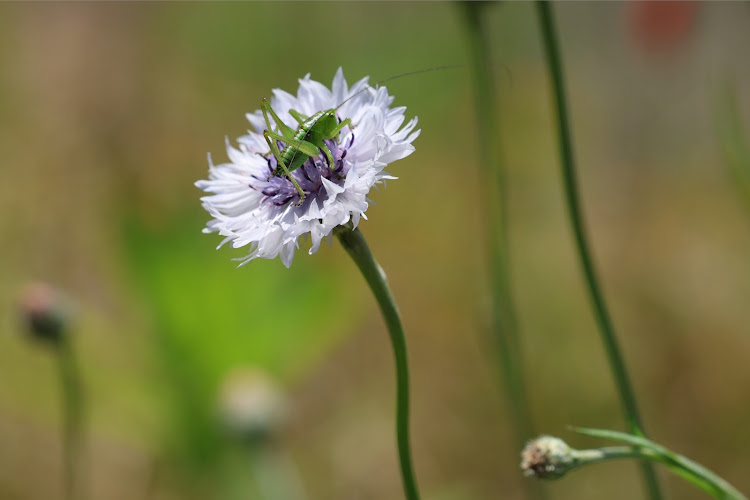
[1,2,750,499]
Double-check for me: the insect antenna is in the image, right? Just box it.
[282,66,466,178]
[333,64,469,111]
[279,63,506,199]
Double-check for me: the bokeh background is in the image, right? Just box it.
[1,2,750,499]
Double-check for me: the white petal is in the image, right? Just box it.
[321,177,345,197]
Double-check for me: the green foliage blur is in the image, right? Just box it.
[1,2,749,500]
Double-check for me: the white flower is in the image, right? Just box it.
[196,68,420,268]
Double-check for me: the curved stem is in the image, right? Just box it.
[337,227,421,500]
[58,336,85,500]
[535,2,663,499]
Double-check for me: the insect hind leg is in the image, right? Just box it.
[289,109,309,125]
[261,98,296,137]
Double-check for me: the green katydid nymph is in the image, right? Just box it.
[259,66,466,206]
[261,99,353,205]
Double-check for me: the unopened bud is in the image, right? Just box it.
[218,368,287,445]
[19,283,68,344]
[521,436,576,480]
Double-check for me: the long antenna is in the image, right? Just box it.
[335,64,468,110]
[276,64,480,200]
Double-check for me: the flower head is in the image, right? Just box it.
[19,282,69,344]
[218,367,287,444]
[196,68,420,267]
[520,436,576,480]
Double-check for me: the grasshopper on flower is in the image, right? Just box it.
[261,98,353,205]
[259,66,465,206]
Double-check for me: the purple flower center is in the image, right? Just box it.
[250,134,354,207]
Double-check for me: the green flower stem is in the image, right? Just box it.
[462,4,545,499]
[535,2,662,499]
[716,80,750,213]
[58,336,85,500]
[575,428,748,500]
[534,443,674,479]
[573,445,643,464]
[248,447,307,500]
[337,227,420,500]
[462,0,529,434]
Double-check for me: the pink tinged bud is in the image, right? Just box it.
[19,282,69,344]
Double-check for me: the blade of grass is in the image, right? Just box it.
[575,427,747,500]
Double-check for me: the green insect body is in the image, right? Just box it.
[261,98,352,204]
[259,66,466,205]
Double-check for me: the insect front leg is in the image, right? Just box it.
[328,117,354,137]
[318,143,337,176]
[318,117,353,175]
[263,130,306,204]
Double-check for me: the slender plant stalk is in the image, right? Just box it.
[716,80,750,213]
[248,447,308,500]
[58,336,85,500]
[462,4,545,499]
[337,227,420,500]
[462,0,527,430]
[535,2,663,499]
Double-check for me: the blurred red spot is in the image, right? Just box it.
[627,1,697,52]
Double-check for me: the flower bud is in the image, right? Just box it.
[218,367,287,445]
[19,282,68,344]
[520,436,576,480]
